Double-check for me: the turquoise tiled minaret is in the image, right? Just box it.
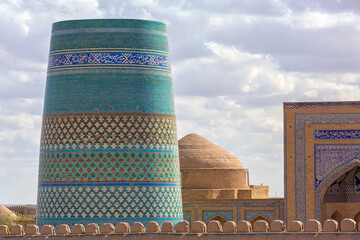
[36,19,183,227]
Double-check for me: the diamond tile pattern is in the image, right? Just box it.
[39,151,181,184]
[41,114,177,151]
[37,185,183,226]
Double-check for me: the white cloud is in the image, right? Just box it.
[1,0,360,203]
[286,11,360,29]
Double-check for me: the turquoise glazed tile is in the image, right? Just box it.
[37,19,183,228]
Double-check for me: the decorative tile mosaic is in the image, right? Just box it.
[39,151,180,184]
[315,130,360,139]
[293,113,360,222]
[48,52,170,68]
[244,210,275,221]
[324,167,360,202]
[37,184,182,228]
[315,144,360,189]
[40,113,177,152]
[315,159,360,218]
[37,19,183,228]
[202,210,233,223]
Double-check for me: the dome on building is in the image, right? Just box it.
[179,133,243,169]
[179,133,248,191]
[178,133,269,200]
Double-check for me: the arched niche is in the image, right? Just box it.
[321,166,360,221]
[206,215,228,226]
[317,159,360,220]
[249,215,271,225]
[324,166,360,203]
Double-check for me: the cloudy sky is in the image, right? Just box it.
[1,0,360,204]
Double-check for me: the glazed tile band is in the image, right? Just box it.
[48,52,171,68]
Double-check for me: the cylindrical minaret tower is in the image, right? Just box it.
[37,19,183,227]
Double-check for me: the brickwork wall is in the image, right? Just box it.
[284,102,360,223]
[1,218,360,239]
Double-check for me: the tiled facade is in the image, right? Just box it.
[284,102,360,223]
[37,19,183,228]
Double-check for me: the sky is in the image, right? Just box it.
[1,0,360,204]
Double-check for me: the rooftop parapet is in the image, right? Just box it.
[1,218,360,239]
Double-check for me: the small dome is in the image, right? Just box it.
[179,133,243,169]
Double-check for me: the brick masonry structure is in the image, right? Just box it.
[284,101,360,224]
[36,19,183,228]
[2,219,360,239]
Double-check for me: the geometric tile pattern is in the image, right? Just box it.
[37,184,183,227]
[315,129,360,139]
[324,167,360,200]
[244,210,275,221]
[37,19,183,228]
[202,210,233,223]
[293,113,360,222]
[314,144,360,189]
[315,159,360,218]
[48,52,170,68]
[40,114,177,152]
[39,151,180,184]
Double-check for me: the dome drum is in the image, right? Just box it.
[181,168,249,189]
[182,186,269,200]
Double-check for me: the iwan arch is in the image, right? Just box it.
[284,101,360,224]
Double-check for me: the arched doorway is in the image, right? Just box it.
[322,166,360,221]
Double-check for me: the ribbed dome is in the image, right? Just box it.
[179,133,243,169]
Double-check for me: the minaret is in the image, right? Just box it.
[37,19,183,227]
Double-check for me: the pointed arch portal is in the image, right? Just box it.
[319,164,360,221]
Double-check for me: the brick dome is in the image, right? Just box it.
[178,133,243,169]
[179,133,247,190]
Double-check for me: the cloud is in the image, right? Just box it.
[1,0,360,203]
[281,11,360,29]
